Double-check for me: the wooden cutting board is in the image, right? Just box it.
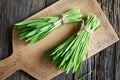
[0,0,119,80]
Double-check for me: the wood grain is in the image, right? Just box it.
[0,0,119,80]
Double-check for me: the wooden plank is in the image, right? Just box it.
[0,0,119,80]
[52,72,73,80]
[74,0,120,80]
[112,0,120,79]
[0,0,46,80]
[46,0,58,6]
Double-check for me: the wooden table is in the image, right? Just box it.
[0,0,119,80]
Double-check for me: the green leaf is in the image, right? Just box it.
[15,20,40,26]
[25,29,37,37]
[28,34,40,44]
[79,71,92,80]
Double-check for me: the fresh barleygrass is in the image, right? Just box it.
[49,13,100,73]
[15,8,83,44]
[79,71,92,80]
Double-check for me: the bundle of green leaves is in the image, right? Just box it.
[49,13,100,73]
[15,8,83,44]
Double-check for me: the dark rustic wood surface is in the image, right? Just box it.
[0,0,119,80]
